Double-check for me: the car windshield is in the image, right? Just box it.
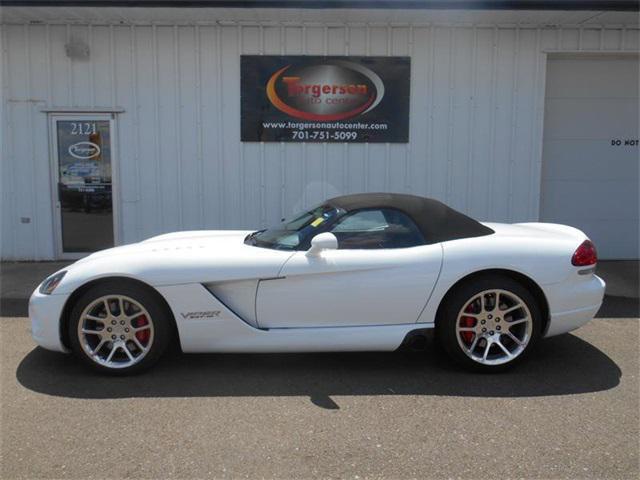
[245,204,343,250]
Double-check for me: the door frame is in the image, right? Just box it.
[48,113,121,260]
[536,50,640,223]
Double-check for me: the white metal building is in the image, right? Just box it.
[1,1,638,260]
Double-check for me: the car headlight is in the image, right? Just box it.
[39,271,67,295]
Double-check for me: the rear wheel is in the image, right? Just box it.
[68,281,172,375]
[436,275,542,372]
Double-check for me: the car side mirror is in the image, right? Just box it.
[306,232,338,257]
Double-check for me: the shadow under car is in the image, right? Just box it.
[16,333,621,409]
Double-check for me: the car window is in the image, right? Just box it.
[331,209,388,232]
[330,208,425,249]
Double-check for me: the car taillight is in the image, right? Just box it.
[572,239,598,266]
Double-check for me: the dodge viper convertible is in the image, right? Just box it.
[30,193,605,374]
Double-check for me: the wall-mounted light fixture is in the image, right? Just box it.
[65,37,90,61]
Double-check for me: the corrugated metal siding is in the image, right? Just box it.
[1,20,639,259]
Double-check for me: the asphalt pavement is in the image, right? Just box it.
[0,316,638,479]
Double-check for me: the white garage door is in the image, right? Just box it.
[541,54,639,259]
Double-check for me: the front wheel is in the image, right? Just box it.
[68,281,172,375]
[436,275,542,372]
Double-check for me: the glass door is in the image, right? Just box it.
[50,115,116,257]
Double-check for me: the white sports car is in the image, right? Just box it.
[30,193,605,374]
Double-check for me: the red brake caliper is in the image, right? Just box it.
[460,305,476,345]
[134,315,150,344]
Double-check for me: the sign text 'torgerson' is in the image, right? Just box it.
[241,56,410,143]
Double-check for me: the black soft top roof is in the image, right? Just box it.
[327,192,494,244]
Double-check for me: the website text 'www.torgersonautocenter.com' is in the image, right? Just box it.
[262,121,388,141]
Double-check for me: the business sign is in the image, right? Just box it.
[241,56,410,143]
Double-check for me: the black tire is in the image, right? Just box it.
[68,280,173,375]
[435,274,542,373]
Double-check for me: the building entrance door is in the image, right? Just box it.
[50,114,116,258]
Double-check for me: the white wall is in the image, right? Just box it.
[1,17,639,259]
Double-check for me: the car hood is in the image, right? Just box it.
[76,230,254,261]
[55,230,295,295]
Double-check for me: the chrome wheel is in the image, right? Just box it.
[455,289,533,366]
[77,295,154,369]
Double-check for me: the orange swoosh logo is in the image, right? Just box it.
[266,65,375,122]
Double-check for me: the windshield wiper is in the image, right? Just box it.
[244,229,265,244]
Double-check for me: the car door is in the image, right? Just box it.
[256,208,443,328]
